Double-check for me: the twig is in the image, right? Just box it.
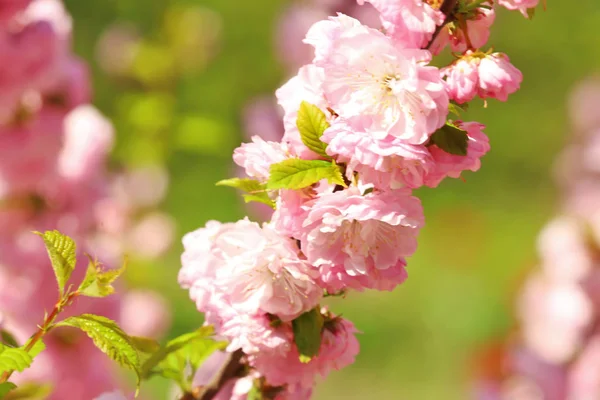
[0,291,80,383]
[180,350,246,400]
[426,0,460,50]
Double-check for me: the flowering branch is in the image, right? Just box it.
[427,0,459,49]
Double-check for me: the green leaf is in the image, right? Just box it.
[267,159,346,190]
[296,101,330,158]
[140,326,213,378]
[292,308,324,363]
[25,341,45,359]
[217,178,276,209]
[448,101,468,117]
[55,315,141,390]
[216,178,264,193]
[34,230,77,295]
[242,194,276,209]
[429,123,469,156]
[0,330,18,348]
[247,383,264,400]
[0,382,16,398]
[2,383,52,400]
[130,336,161,354]
[0,345,33,373]
[78,256,126,298]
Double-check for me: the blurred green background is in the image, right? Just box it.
[63,0,600,398]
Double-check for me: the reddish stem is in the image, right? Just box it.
[0,291,79,384]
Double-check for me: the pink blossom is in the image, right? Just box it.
[0,107,65,197]
[233,136,289,181]
[219,311,292,355]
[276,64,329,159]
[180,219,322,321]
[357,0,443,49]
[477,53,522,102]
[126,212,175,259]
[306,15,448,144]
[430,6,495,55]
[58,105,114,181]
[299,188,424,291]
[251,315,359,388]
[120,290,171,339]
[0,21,62,121]
[442,57,480,104]
[94,392,128,400]
[498,0,539,18]
[568,336,600,400]
[518,275,593,364]
[425,121,490,187]
[536,216,593,282]
[242,97,284,143]
[277,5,330,71]
[211,220,322,320]
[0,0,32,24]
[322,116,435,190]
[179,220,223,311]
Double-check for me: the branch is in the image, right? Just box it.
[180,350,246,400]
[426,0,459,50]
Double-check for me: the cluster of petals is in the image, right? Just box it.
[0,1,172,398]
[443,51,523,103]
[181,0,532,397]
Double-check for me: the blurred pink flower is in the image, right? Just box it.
[120,289,171,339]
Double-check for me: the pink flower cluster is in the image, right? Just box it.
[181,0,532,397]
[472,79,600,400]
[0,1,171,398]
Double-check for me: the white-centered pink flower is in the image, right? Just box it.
[305,14,448,145]
[357,0,443,49]
[498,0,539,18]
[180,218,322,321]
[233,136,289,181]
[299,188,424,291]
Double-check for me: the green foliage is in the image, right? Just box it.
[267,159,346,190]
[217,178,275,209]
[130,337,161,354]
[429,123,469,156]
[141,326,225,390]
[296,101,330,158]
[448,101,468,117]
[0,344,37,374]
[292,309,324,363]
[55,315,141,390]
[0,382,16,398]
[0,331,18,348]
[247,383,264,400]
[34,231,76,296]
[25,341,45,360]
[2,383,52,400]
[78,257,126,298]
